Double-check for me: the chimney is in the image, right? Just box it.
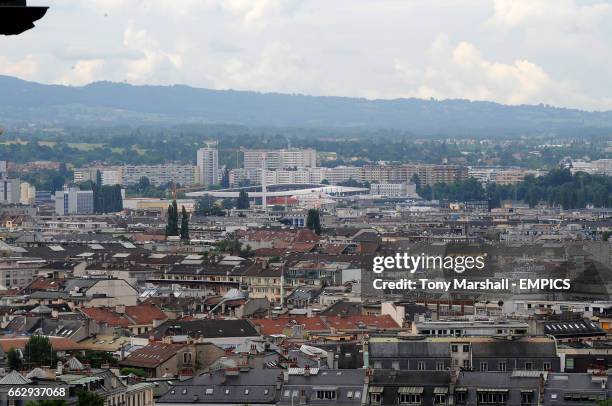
[304,365,310,377]
[283,371,289,383]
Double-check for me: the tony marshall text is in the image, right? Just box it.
[372,278,571,292]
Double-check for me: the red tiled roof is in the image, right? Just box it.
[80,307,131,327]
[125,304,167,325]
[251,315,400,335]
[120,343,185,368]
[0,336,84,352]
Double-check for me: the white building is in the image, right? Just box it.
[570,159,612,176]
[55,188,94,215]
[243,148,317,170]
[122,164,195,187]
[370,182,417,197]
[19,182,36,205]
[197,146,219,187]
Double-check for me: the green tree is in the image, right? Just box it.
[306,209,322,235]
[77,350,118,368]
[221,167,230,189]
[23,335,55,368]
[77,390,105,406]
[180,206,190,240]
[195,195,225,216]
[7,348,23,371]
[120,367,147,377]
[165,199,179,236]
[237,189,250,210]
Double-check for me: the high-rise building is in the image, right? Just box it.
[54,188,94,215]
[197,146,219,187]
[19,182,36,205]
[0,178,21,205]
[242,148,317,170]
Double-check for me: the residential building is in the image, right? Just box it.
[197,146,219,186]
[243,148,317,170]
[0,178,20,204]
[122,163,196,186]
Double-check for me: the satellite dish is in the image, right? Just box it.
[0,1,49,36]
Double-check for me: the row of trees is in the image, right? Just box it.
[417,169,612,209]
[165,199,189,239]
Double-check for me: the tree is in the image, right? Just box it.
[7,348,22,371]
[180,206,190,240]
[237,189,250,209]
[137,176,151,192]
[306,209,322,235]
[195,195,225,216]
[23,335,54,368]
[120,367,147,377]
[77,350,118,368]
[77,391,105,406]
[165,199,179,236]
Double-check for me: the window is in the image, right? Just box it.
[183,352,192,364]
[370,393,382,404]
[565,358,574,369]
[417,361,425,370]
[477,391,508,404]
[355,391,361,399]
[451,345,458,353]
[399,394,421,404]
[524,362,533,371]
[392,361,400,370]
[244,389,249,395]
[284,390,290,397]
[480,362,488,372]
[316,390,336,400]
[347,391,353,398]
[498,362,507,372]
[436,362,445,371]
[435,394,446,405]
[463,360,470,369]
[456,391,467,404]
[205,388,213,395]
[462,345,470,353]
[543,362,551,371]
[521,391,534,405]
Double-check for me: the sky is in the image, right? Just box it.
[2,0,612,111]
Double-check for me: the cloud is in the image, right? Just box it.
[393,36,601,107]
[1,0,612,110]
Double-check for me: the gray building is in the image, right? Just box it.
[54,188,94,215]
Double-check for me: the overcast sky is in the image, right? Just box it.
[2,0,612,110]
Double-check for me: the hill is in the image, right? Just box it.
[2,75,612,136]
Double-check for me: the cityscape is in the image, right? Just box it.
[1,1,612,406]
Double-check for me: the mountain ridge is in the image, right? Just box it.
[1,75,612,136]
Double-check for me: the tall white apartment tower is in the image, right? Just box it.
[197,145,219,187]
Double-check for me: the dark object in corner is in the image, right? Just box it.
[0,0,48,35]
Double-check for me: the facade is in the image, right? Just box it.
[197,146,219,187]
[0,178,21,204]
[54,188,94,215]
[19,181,36,204]
[370,183,417,197]
[243,148,317,170]
[122,163,196,186]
